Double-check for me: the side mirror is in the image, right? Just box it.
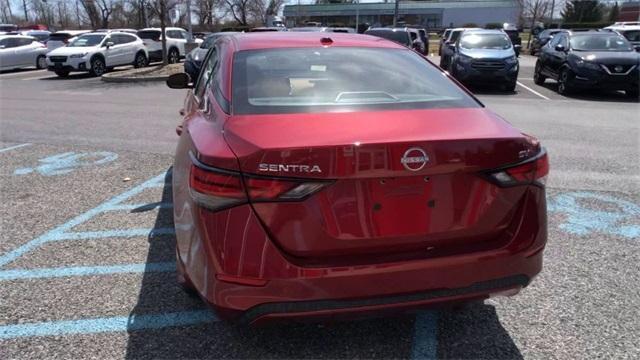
[554,44,566,52]
[635,45,640,52]
[166,73,193,89]
[105,41,114,48]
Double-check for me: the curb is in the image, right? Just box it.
[101,73,169,83]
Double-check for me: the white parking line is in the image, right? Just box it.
[0,69,46,79]
[516,81,551,100]
[0,143,31,153]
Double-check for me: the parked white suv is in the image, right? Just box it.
[46,31,148,77]
[137,27,202,63]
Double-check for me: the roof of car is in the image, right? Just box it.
[0,34,32,39]
[139,27,185,32]
[367,27,410,32]
[461,29,506,35]
[605,24,640,31]
[228,32,405,51]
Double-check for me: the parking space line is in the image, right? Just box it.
[0,143,31,153]
[105,202,173,212]
[516,81,551,100]
[0,262,176,281]
[0,171,169,267]
[0,310,218,339]
[411,311,439,360]
[55,228,175,241]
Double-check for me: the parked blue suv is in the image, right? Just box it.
[447,29,519,91]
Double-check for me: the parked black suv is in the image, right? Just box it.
[530,29,567,56]
[534,30,640,98]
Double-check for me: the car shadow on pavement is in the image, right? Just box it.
[538,82,639,103]
[437,302,523,359]
[466,84,519,96]
[124,169,523,359]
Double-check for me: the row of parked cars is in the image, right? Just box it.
[0,27,202,77]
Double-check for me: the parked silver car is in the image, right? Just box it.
[0,35,48,71]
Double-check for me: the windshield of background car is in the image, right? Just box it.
[621,30,640,42]
[460,34,511,50]
[449,30,462,42]
[232,47,479,115]
[69,34,105,47]
[201,35,221,48]
[137,30,161,40]
[365,30,411,46]
[49,33,71,41]
[570,34,633,51]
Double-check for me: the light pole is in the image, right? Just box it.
[393,0,399,27]
[355,0,359,32]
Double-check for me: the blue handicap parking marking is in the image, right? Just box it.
[14,151,118,176]
[0,170,220,339]
[411,311,439,360]
[548,191,640,239]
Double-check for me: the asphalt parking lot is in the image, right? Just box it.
[1,55,638,359]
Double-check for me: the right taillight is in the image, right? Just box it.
[189,153,331,211]
[486,150,549,187]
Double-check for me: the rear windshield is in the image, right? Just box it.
[232,47,479,115]
[460,34,511,50]
[137,30,161,40]
[449,30,462,42]
[49,33,72,41]
[365,30,411,46]
[69,34,105,47]
[621,30,640,42]
[570,34,632,51]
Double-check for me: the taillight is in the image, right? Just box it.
[189,153,331,211]
[486,150,549,187]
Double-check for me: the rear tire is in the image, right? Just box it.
[54,70,69,77]
[168,48,179,64]
[557,68,574,96]
[90,57,106,77]
[533,61,546,85]
[133,52,148,68]
[626,88,639,99]
[36,55,46,69]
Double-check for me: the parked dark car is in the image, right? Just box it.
[184,32,235,80]
[530,29,567,56]
[503,24,522,56]
[438,29,452,55]
[364,28,418,51]
[534,30,639,98]
[448,29,519,91]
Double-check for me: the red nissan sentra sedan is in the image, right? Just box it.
[166,32,549,325]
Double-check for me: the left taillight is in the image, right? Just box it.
[189,154,331,211]
[486,150,549,187]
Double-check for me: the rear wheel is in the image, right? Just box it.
[90,57,106,77]
[36,55,46,69]
[168,48,179,64]
[533,61,546,85]
[54,70,69,77]
[557,68,574,95]
[133,52,148,68]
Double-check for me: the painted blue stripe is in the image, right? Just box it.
[411,311,439,360]
[104,202,174,211]
[0,262,176,281]
[0,172,168,267]
[0,310,218,339]
[0,143,31,153]
[56,228,175,241]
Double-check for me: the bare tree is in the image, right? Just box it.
[194,0,217,27]
[517,0,552,47]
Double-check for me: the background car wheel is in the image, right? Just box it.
[533,62,546,85]
[90,57,106,77]
[36,55,46,69]
[557,68,574,95]
[626,89,639,99]
[503,81,517,92]
[134,52,148,68]
[54,70,69,77]
[168,48,179,64]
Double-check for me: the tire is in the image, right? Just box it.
[503,81,517,92]
[54,70,69,77]
[36,55,46,69]
[168,48,179,64]
[557,67,574,96]
[533,61,546,85]
[133,52,148,68]
[90,57,106,77]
